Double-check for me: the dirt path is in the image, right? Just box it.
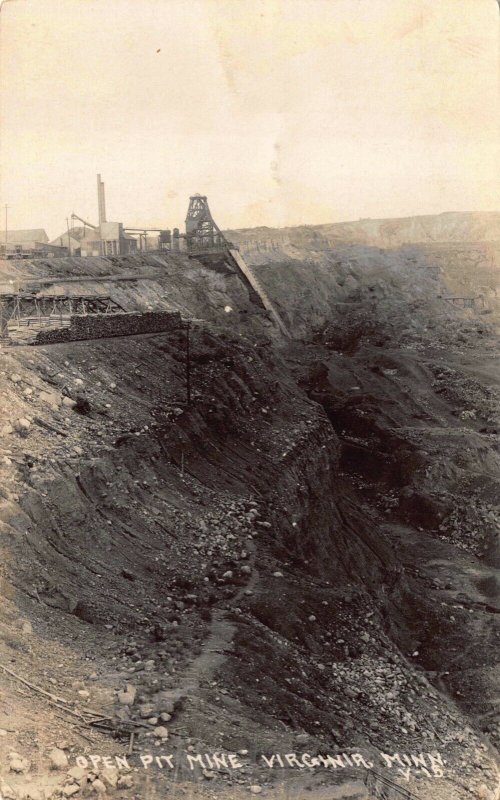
[173,548,259,713]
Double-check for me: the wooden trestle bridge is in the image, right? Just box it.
[0,292,125,341]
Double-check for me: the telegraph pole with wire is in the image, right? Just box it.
[4,204,8,257]
[66,217,72,257]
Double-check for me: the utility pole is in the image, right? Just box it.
[185,319,192,406]
[0,296,6,339]
[66,217,72,257]
[4,204,8,257]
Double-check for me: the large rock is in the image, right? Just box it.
[39,390,61,408]
[13,418,31,434]
[67,765,88,787]
[48,746,69,769]
[62,396,77,409]
[477,786,494,800]
[8,752,30,773]
[91,778,107,795]
[117,684,136,705]
[101,768,118,788]
[62,784,80,798]
[0,779,17,800]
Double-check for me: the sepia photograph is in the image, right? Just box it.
[0,1,499,798]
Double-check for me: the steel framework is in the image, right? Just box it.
[184,195,229,253]
[0,293,125,337]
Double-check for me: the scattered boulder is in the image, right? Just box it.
[13,418,31,435]
[62,784,80,798]
[24,789,43,800]
[48,746,68,770]
[101,768,119,788]
[117,684,136,705]
[118,684,137,706]
[8,752,30,773]
[39,390,61,408]
[62,396,77,409]
[154,689,182,714]
[67,765,88,787]
[0,779,17,800]
[91,778,107,795]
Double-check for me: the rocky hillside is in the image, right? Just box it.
[227,211,500,249]
[0,242,498,800]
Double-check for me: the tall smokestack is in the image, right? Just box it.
[97,173,107,225]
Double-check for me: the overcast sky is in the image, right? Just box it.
[0,0,498,239]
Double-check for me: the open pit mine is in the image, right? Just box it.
[0,199,499,800]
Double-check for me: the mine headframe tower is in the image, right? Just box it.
[179,194,289,336]
[184,195,228,254]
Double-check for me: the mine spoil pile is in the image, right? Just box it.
[0,239,498,800]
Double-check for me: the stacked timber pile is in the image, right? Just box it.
[33,311,182,345]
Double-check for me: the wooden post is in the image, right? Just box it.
[0,297,8,339]
[186,320,191,406]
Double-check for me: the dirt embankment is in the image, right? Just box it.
[0,252,280,341]
[227,210,500,247]
[226,226,500,317]
[0,246,499,800]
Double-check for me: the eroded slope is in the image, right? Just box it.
[0,245,498,800]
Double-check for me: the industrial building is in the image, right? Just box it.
[51,226,89,256]
[1,229,66,259]
[7,179,235,262]
[51,175,138,257]
[51,224,138,258]
[51,176,229,258]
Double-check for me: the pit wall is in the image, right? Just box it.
[33,310,182,345]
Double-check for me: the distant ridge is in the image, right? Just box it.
[227,211,500,249]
